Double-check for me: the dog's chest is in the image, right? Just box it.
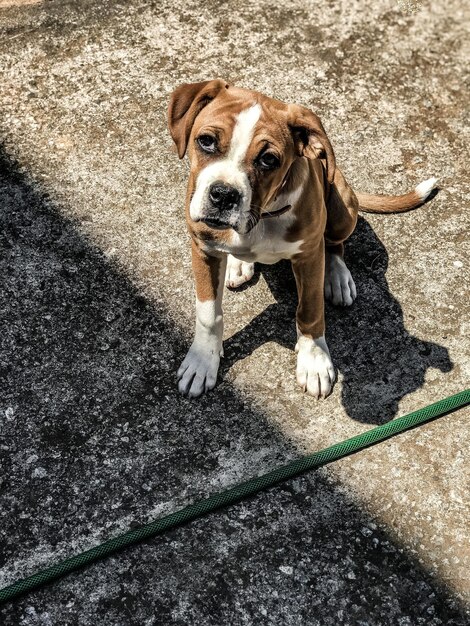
[205,216,304,264]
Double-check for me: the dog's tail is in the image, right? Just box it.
[356,177,438,214]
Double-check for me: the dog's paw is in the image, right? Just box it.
[295,335,336,399]
[324,253,357,306]
[225,254,255,289]
[177,344,221,398]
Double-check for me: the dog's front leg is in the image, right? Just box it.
[177,242,226,398]
[292,241,336,399]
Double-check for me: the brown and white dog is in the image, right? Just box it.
[167,79,437,399]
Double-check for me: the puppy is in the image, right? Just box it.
[167,79,436,399]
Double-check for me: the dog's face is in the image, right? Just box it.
[187,97,292,234]
[168,80,335,234]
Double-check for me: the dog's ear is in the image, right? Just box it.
[168,79,229,158]
[288,104,336,183]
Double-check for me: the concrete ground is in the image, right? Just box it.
[0,0,469,624]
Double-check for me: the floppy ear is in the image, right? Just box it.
[168,79,229,158]
[288,104,336,183]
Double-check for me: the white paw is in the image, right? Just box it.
[295,335,336,399]
[177,343,221,398]
[225,254,255,288]
[324,253,356,306]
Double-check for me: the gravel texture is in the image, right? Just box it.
[0,0,469,624]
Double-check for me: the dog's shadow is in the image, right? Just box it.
[221,216,452,424]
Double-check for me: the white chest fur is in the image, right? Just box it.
[204,212,304,264]
[202,181,306,264]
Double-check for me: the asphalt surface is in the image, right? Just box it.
[0,1,469,624]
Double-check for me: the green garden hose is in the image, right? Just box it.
[0,389,468,606]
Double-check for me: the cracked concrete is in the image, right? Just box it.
[0,0,469,624]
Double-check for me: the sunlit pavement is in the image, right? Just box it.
[0,1,468,624]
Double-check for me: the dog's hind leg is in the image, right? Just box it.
[324,168,359,306]
[324,248,357,306]
[225,254,255,289]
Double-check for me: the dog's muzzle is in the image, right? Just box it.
[199,181,243,230]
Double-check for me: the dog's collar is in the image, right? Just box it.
[260,204,292,219]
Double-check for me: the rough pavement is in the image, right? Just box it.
[0,1,469,624]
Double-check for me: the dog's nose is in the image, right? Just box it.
[209,183,241,211]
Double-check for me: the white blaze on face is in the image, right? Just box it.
[228,104,262,162]
[189,103,261,230]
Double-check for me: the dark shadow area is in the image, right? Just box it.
[222,216,452,424]
[0,147,465,624]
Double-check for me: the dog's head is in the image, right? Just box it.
[168,79,335,234]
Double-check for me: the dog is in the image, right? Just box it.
[167,79,437,399]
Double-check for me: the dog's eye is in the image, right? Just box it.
[257,152,280,170]
[197,134,217,153]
